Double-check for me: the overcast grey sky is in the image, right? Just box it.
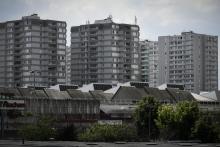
[0,0,219,43]
[0,0,220,88]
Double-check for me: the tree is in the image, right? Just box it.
[155,101,199,140]
[133,96,160,140]
[175,101,199,139]
[155,104,177,140]
[193,114,220,143]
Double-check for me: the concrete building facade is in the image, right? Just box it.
[66,46,71,84]
[0,14,66,87]
[140,40,159,87]
[139,41,149,82]
[158,31,218,93]
[71,16,140,86]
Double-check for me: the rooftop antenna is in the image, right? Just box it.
[108,14,113,20]
[86,20,90,24]
[135,16,137,25]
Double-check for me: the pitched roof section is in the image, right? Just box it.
[191,93,215,102]
[166,88,194,101]
[1,87,219,103]
[44,89,71,99]
[111,86,195,104]
[111,86,149,103]
[18,88,36,98]
[34,90,49,99]
[144,87,174,103]
[89,90,113,103]
[67,89,95,100]
[200,91,220,101]
[214,91,220,101]
[18,88,48,99]
[0,87,22,99]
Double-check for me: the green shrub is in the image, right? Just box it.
[55,125,77,141]
[19,116,56,141]
[78,124,137,142]
[192,115,220,143]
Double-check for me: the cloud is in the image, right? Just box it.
[1,0,219,41]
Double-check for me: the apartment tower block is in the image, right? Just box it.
[158,31,218,93]
[71,16,140,85]
[140,40,159,87]
[0,14,66,87]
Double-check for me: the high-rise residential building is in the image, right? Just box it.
[158,31,218,93]
[71,16,140,85]
[0,14,66,87]
[140,40,159,87]
[149,41,159,88]
[66,46,71,85]
[139,41,149,82]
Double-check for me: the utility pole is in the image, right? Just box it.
[148,105,153,140]
[0,109,3,138]
[0,102,6,138]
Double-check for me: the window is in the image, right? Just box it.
[57,50,65,55]
[24,26,30,30]
[26,43,31,47]
[58,45,65,49]
[58,34,65,38]
[25,32,31,36]
[58,28,63,33]
[57,39,65,44]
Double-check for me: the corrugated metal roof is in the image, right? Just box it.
[67,89,95,100]
[18,88,36,98]
[214,91,220,101]
[191,93,215,102]
[144,87,174,102]
[166,88,194,101]
[200,91,220,101]
[111,86,148,101]
[44,89,71,99]
[0,87,100,101]
[90,90,113,101]
[0,87,22,99]
[34,90,48,99]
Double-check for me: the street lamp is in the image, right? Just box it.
[148,104,154,140]
[30,70,40,117]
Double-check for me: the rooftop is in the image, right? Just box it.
[94,16,113,24]
[22,14,40,20]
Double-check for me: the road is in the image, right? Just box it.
[0,140,219,147]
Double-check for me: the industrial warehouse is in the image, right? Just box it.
[0,82,220,138]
